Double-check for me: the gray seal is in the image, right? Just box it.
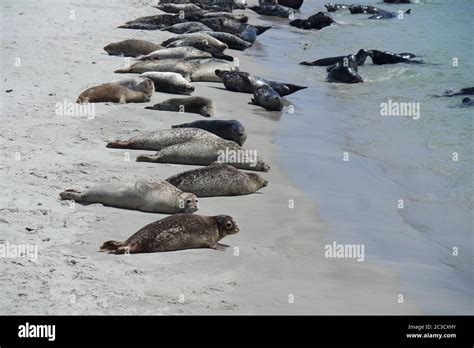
[118,14,183,30]
[171,119,247,145]
[204,31,252,50]
[326,55,363,83]
[136,46,212,61]
[145,96,216,117]
[165,40,234,61]
[161,33,228,51]
[215,70,306,96]
[166,162,268,197]
[60,178,198,214]
[251,85,284,111]
[110,76,155,97]
[161,22,213,34]
[290,12,335,30]
[140,72,195,95]
[103,39,162,57]
[100,214,239,254]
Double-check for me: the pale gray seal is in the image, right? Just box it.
[145,96,216,117]
[100,213,239,254]
[166,162,268,197]
[204,31,252,50]
[105,129,270,171]
[103,39,162,57]
[140,72,195,95]
[110,76,155,97]
[171,119,247,145]
[136,46,212,61]
[161,22,212,34]
[161,33,228,51]
[165,40,234,61]
[251,85,284,111]
[60,178,198,214]
[76,84,150,104]
[118,14,182,30]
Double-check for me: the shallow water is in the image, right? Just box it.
[250,0,473,313]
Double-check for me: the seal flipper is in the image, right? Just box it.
[59,189,82,201]
[100,240,127,252]
[136,153,161,162]
[106,140,132,148]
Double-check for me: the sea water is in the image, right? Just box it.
[249,0,473,313]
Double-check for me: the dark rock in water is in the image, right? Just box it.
[289,12,335,30]
[278,0,304,10]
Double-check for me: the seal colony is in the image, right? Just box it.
[67,0,435,255]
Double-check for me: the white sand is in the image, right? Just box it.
[0,0,421,314]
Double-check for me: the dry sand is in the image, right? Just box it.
[0,0,421,314]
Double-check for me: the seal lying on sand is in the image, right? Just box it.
[119,14,183,30]
[326,55,363,83]
[161,21,212,34]
[156,3,202,13]
[115,58,237,82]
[110,76,155,97]
[166,163,268,197]
[76,84,150,104]
[103,39,162,57]
[368,50,423,64]
[165,40,234,61]
[161,33,228,51]
[106,129,270,171]
[252,85,284,111]
[145,96,216,117]
[290,12,335,30]
[136,46,212,61]
[140,72,195,95]
[100,213,239,254]
[204,31,252,50]
[60,179,198,214]
[300,49,371,66]
[199,17,271,43]
[215,70,306,96]
[172,119,247,145]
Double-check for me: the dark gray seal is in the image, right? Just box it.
[326,55,363,83]
[290,12,335,30]
[166,162,268,197]
[325,3,350,12]
[145,96,216,117]
[300,49,371,66]
[252,85,284,111]
[368,50,423,64]
[215,70,307,96]
[249,5,291,18]
[100,214,239,254]
[278,0,304,10]
[172,119,247,145]
[118,14,183,30]
[441,88,474,97]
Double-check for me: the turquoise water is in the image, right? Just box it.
[247,0,473,313]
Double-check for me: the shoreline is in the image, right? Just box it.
[1,0,421,314]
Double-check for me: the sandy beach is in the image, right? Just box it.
[0,0,424,314]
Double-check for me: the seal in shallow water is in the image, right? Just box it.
[300,49,371,66]
[60,178,198,214]
[100,213,239,254]
[326,55,363,83]
[251,85,284,111]
[166,162,268,197]
[290,12,335,30]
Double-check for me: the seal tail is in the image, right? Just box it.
[114,66,132,73]
[287,84,308,94]
[100,240,126,253]
[106,140,132,148]
[59,189,82,201]
[299,61,314,66]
